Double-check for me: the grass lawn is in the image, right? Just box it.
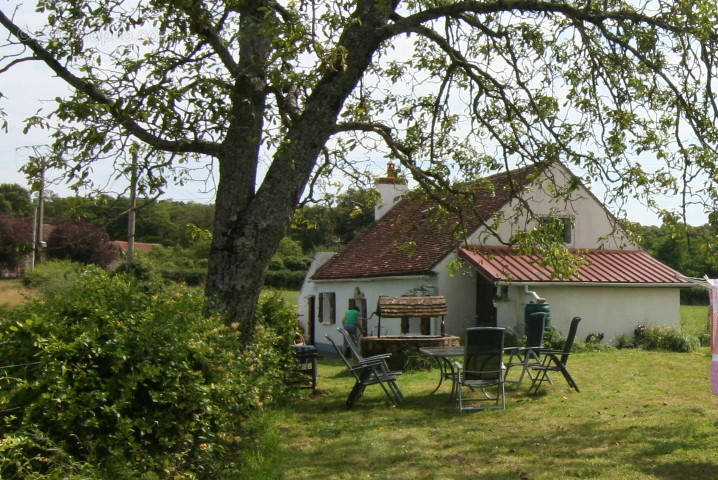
[681,305,709,336]
[0,279,32,308]
[273,312,718,479]
[277,289,299,308]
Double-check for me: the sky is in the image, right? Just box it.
[0,3,710,227]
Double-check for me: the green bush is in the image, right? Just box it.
[680,286,709,306]
[264,269,306,289]
[22,260,84,290]
[503,329,524,348]
[634,324,700,352]
[0,268,296,479]
[615,333,634,349]
[122,246,208,285]
[282,256,310,271]
[542,327,565,350]
[697,332,711,347]
[268,257,285,271]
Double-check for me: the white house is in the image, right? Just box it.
[298,162,688,350]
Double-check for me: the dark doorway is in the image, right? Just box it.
[475,274,497,327]
[358,298,368,335]
[307,296,316,345]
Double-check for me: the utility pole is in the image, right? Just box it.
[37,162,45,258]
[31,203,37,272]
[33,159,45,266]
[127,150,138,266]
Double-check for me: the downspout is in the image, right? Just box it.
[524,285,546,303]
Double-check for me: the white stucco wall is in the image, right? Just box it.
[299,268,435,352]
[496,284,681,344]
[469,163,638,250]
[433,254,477,334]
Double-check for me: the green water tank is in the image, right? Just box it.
[524,302,551,331]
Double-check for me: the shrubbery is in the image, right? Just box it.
[633,325,700,353]
[129,245,208,286]
[21,259,84,290]
[0,214,33,272]
[47,218,118,268]
[263,269,307,289]
[0,268,298,479]
[680,286,709,306]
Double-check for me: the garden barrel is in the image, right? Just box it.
[524,302,551,331]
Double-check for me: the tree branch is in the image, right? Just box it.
[0,9,221,157]
[0,55,34,74]
[383,1,707,40]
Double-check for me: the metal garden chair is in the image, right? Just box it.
[528,316,581,394]
[504,312,548,388]
[326,335,404,408]
[454,327,506,413]
[337,327,403,377]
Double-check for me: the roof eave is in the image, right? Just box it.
[495,280,689,288]
[311,272,437,283]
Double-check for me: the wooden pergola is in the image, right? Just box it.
[376,296,448,338]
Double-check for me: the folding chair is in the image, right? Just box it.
[528,316,581,394]
[337,327,403,377]
[454,327,506,412]
[326,336,404,408]
[504,312,548,388]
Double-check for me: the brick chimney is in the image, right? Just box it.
[374,161,409,221]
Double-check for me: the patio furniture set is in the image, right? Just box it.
[323,314,582,412]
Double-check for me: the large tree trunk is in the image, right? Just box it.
[206,0,398,340]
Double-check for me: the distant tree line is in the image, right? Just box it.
[630,214,718,304]
[6,182,714,300]
[0,184,377,288]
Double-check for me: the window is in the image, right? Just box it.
[496,285,510,302]
[318,292,336,324]
[539,216,573,244]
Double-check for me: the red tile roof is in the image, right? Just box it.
[312,165,542,280]
[459,245,689,285]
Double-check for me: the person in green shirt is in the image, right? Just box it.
[342,306,361,354]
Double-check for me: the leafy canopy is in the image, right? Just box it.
[1,1,716,216]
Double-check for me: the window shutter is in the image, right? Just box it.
[318,293,324,323]
[329,292,336,324]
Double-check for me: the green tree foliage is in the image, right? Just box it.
[290,188,378,251]
[0,184,32,217]
[631,214,718,304]
[265,237,311,289]
[0,268,298,479]
[3,1,718,336]
[43,195,215,247]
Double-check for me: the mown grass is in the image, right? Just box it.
[274,346,718,480]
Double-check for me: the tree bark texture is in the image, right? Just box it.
[205,0,397,339]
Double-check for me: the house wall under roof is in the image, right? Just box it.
[496,284,681,343]
[469,163,637,250]
[300,267,437,352]
[434,254,477,334]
